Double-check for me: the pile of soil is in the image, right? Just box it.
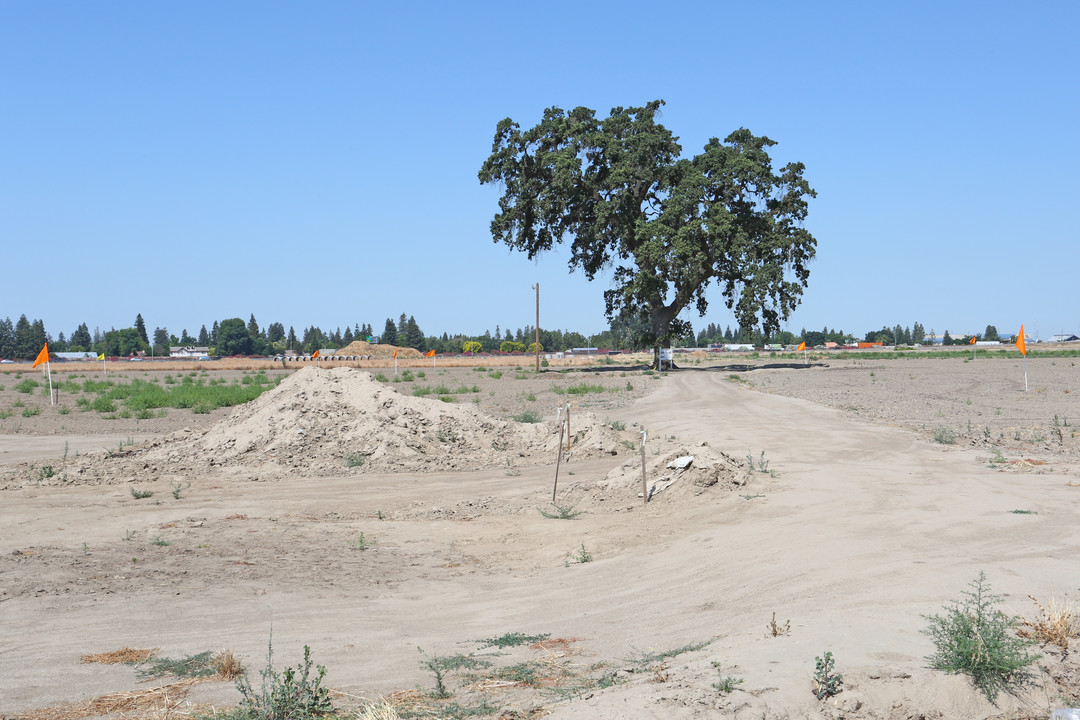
[563,444,753,510]
[21,367,633,487]
[335,340,422,358]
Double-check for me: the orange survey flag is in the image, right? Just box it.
[312,349,320,358]
[1016,325,1027,355]
[426,349,436,357]
[393,348,398,359]
[32,342,49,368]
[968,336,976,345]
[796,341,806,351]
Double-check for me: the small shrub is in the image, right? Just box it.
[171,481,191,499]
[344,452,368,468]
[922,572,1039,702]
[349,532,374,551]
[767,612,791,637]
[812,651,843,699]
[1019,593,1080,652]
[711,662,743,694]
[21,406,41,417]
[538,502,584,520]
[609,419,626,431]
[564,543,592,565]
[235,640,333,719]
[151,536,171,546]
[932,426,956,445]
[512,409,542,423]
[131,488,155,499]
[15,379,38,394]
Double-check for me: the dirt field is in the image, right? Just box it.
[1,354,1078,719]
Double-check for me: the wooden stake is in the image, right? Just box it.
[565,402,571,451]
[640,428,648,505]
[552,418,565,501]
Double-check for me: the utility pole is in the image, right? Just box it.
[533,283,540,373]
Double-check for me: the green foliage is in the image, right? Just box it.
[462,340,483,354]
[234,641,333,720]
[566,382,606,395]
[138,650,218,679]
[922,572,1039,702]
[14,379,38,393]
[479,101,816,349]
[512,408,542,423]
[216,318,254,356]
[711,662,743,694]
[564,543,592,565]
[538,502,584,520]
[931,426,956,445]
[477,632,551,649]
[130,488,155,499]
[171,481,191,499]
[812,651,843,699]
[348,532,374,551]
[344,452,368,468]
[626,640,712,669]
[608,419,626,431]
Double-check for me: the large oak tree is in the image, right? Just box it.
[478,100,817,362]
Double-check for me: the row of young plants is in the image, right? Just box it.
[4,370,283,417]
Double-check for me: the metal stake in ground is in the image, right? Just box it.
[640,428,648,505]
[552,415,566,501]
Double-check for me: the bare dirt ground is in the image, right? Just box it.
[1,353,1078,719]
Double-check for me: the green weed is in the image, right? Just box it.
[922,572,1039,702]
[812,651,843,699]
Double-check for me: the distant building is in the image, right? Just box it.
[170,346,210,357]
[1047,334,1079,343]
[55,351,95,361]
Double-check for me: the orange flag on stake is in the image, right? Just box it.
[968,336,976,345]
[1016,326,1027,356]
[796,341,806,352]
[32,343,49,369]
[393,349,398,359]
[426,349,436,357]
[312,349,320,358]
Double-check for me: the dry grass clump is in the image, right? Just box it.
[355,697,402,719]
[212,649,244,680]
[1019,593,1080,651]
[79,647,157,664]
[11,679,197,720]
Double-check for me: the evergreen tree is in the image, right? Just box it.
[135,314,149,347]
[70,323,92,352]
[153,328,171,355]
[287,326,298,350]
[343,326,354,345]
[179,328,194,344]
[198,325,209,346]
[266,322,285,344]
[382,318,398,345]
[210,321,219,345]
[0,317,12,358]
[405,315,423,349]
[984,325,1000,341]
[14,315,34,359]
[248,314,260,338]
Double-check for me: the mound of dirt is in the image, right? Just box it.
[336,340,422,358]
[31,367,636,486]
[559,444,752,509]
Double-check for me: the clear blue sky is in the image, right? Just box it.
[2,1,1077,342]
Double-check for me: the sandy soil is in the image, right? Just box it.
[1,355,1078,719]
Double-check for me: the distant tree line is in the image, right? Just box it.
[0,312,1011,361]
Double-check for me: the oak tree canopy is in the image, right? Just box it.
[478,100,817,357]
